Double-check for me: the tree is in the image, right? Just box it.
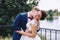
[0,0,39,25]
[47,10,53,16]
[53,9,58,16]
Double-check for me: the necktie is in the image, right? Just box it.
[28,17,33,20]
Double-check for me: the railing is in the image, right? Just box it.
[39,28,60,40]
[0,25,60,40]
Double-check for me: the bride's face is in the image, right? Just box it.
[35,11,42,20]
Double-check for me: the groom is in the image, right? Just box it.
[13,6,42,40]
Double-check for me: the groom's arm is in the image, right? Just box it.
[13,13,22,30]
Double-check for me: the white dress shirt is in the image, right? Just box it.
[27,12,32,23]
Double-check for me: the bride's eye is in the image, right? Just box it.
[38,15,40,17]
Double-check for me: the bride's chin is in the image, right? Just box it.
[37,19,39,21]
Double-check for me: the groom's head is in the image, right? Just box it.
[30,6,41,18]
[30,6,47,20]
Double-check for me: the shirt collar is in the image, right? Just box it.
[28,12,31,17]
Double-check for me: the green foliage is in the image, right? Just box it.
[41,36,46,40]
[46,9,60,22]
[0,0,38,25]
[47,10,53,16]
[0,25,14,38]
[47,9,60,16]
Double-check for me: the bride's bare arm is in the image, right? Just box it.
[16,24,37,38]
[25,29,32,33]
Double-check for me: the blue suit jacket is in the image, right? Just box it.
[13,12,28,40]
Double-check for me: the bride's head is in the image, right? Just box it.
[30,6,47,20]
[33,10,47,21]
[33,11,42,21]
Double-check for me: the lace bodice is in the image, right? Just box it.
[26,19,40,31]
[20,19,41,40]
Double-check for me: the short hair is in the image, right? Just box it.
[40,10,48,20]
[32,6,40,11]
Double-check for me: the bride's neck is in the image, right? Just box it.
[34,18,39,22]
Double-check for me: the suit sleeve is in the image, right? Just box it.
[13,13,22,30]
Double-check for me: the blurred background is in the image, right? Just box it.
[0,0,60,40]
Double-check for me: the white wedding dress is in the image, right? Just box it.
[20,19,41,40]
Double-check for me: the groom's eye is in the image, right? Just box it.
[36,9,40,11]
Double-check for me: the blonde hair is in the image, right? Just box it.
[32,6,40,11]
[32,6,40,17]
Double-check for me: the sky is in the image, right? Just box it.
[38,0,60,11]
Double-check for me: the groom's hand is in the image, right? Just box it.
[20,28,24,31]
[16,30,24,34]
[16,28,24,34]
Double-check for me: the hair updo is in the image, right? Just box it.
[40,10,48,20]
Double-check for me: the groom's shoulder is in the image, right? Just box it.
[19,12,28,15]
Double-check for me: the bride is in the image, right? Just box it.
[16,10,47,40]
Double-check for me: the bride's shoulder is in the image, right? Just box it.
[26,20,34,26]
[30,20,37,26]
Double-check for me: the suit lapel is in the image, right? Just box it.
[22,12,28,26]
[22,12,28,31]
[25,12,28,24]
